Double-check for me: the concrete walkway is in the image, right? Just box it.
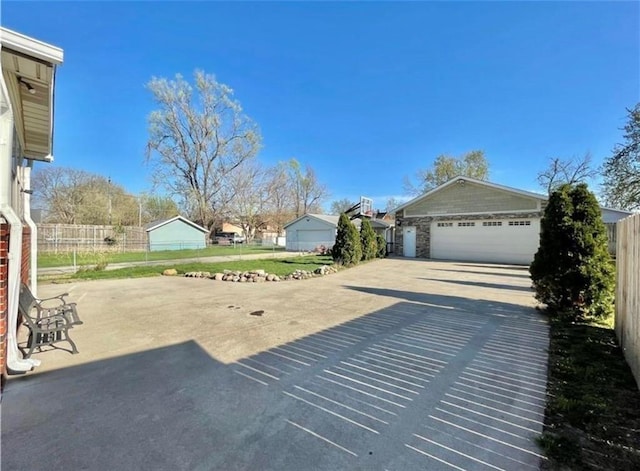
[3,259,549,470]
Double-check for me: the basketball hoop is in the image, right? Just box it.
[360,197,373,218]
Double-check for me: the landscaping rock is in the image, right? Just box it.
[184,271,211,278]
[266,274,275,281]
[213,273,224,281]
[163,269,178,276]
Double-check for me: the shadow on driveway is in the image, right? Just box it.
[3,292,549,470]
[418,278,534,293]
[429,267,532,280]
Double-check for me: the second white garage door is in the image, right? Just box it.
[291,229,335,251]
[430,219,540,265]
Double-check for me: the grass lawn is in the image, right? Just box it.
[41,255,334,282]
[38,244,286,268]
[539,318,640,470]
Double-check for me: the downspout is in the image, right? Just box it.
[23,162,37,296]
[0,80,39,372]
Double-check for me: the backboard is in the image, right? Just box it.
[360,197,373,217]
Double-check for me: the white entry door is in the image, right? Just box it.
[403,226,416,257]
[430,219,540,265]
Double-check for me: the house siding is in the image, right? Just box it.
[148,221,206,251]
[395,211,544,259]
[404,182,539,216]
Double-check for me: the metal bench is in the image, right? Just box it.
[18,284,83,358]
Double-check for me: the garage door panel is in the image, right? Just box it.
[431,219,540,265]
[292,229,334,251]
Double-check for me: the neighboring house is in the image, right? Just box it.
[371,219,395,251]
[601,208,633,224]
[145,216,208,251]
[221,222,244,236]
[393,176,631,265]
[1,28,64,375]
[220,221,283,244]
[284,213,396,252]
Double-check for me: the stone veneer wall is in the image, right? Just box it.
[394,211,544,259]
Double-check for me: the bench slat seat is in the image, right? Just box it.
[18,284,82,358]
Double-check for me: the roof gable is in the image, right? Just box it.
[396,177,544,217]
[145,215,208,233]
[394,177,547,216]
[284,214,339,229]
[284,213,366,229]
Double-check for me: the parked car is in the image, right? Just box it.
[213,232,245,244]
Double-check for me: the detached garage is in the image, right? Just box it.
[145,215,208,251]
[393,177,630,264]
[284,214,343,251]
[393,177,547,264]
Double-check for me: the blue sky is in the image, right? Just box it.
[2,1,639,209]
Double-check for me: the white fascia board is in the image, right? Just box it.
[0,27,63,65]
[146,215,208,233]
[403,209,543,219]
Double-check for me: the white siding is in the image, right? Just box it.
[285,217,336,251]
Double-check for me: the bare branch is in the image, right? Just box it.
[145,70,262,230]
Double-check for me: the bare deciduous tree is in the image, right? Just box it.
[140,195,179,223]
[146,70,261,231]
[287,159,329,217]
[329,198,355,215]
[32,167,139,225]
[225,161,269,243]
[263,162,294,236]
[602,103,640,210]
[537,153,598,195]
[385,197,403,214]
[404,150,489,195]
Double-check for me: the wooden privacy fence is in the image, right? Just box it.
[615,213,640,388]
[37,224,147,253]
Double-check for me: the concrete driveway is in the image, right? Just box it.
[2,258,549,470]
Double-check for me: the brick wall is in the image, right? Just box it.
[1,221,9,383]
[21,226,30,285]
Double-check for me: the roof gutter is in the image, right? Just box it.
[0,84,39,373]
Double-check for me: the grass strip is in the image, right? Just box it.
[41,255,334,282]
[38,245,286,268]
[539,318,640,470]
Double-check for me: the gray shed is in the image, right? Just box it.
[145,216,208,251]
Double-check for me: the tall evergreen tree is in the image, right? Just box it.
[376,234,387,258]
[360,219,377,261]
[332,213,362,266]
[530,183,615,321]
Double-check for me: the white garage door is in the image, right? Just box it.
[431,219,540,265]
[292,229,334,251]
